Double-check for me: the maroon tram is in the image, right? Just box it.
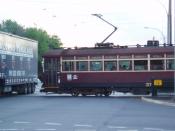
[40,41,174,96]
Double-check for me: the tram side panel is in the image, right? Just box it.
[41,58,174,95]
[59,71,174,94]
[0,32,38,95]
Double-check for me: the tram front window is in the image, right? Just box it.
[62,61,74,71]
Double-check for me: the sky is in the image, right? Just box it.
[0,0,174,47]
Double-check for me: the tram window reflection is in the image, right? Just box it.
[90,61,102,71]
[104,61,117,71]
[166,59,175,70]
[134,60,148,70]
[150,60,164,70]
[119,60,132,70]
[76,61,88,71]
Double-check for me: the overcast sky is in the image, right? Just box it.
[0,0,174,47]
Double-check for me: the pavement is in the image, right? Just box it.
[142,95,175,107]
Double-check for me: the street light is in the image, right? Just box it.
[144,26,166,44]
[154,0,172,45]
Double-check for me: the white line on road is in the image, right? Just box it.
[35,129,56,131]
[74,129,96,131]
[116,130,138,131]
[74,124,93,128]
[0,129,24,131]
[108,126,127,129]
[45,122,62,126]
[144,128,164,131]
[14,121,31,124]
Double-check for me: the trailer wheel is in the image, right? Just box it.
[82,94,86,97]
[104,91,111,97]
[95,93,102,97]
[72,92,79,97]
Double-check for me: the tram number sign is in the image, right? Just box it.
[153,80,163,87]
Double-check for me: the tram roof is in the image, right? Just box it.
[43,46,174,58]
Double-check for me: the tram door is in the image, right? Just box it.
[44,58,60,87]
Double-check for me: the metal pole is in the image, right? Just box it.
[167,0,172,45]
[173,0,175,100]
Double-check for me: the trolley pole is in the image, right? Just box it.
[92,14,117,44]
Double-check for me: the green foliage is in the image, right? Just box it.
[25,28,49,60]
[49,35,62,49]
[0,19,25,36]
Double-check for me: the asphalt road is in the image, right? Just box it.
[0,94,175,131]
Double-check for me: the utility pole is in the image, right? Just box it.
[167,0,172,45]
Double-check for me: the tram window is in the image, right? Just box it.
[90,61,102,71]
[62,61,74,71]
[44,59,50,71]
[166,59,175,70]
[134,60,148,70]
[104,61,117,71]
[119,60,132,70]
[76,61,88,71]
[52,59,59,71]
[150,60,164,70]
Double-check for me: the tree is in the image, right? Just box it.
[0,19,25,36]
[49,35,62,49]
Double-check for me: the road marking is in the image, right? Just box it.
[144,128,164,131]
[74,129,96,131]
[0,129,24,131]
[141,97,175,107]
[108,126,127,129]
[14,121,31,124]
[35,129,56,131]
[116,130,138,131]
[45,122,62,126]
[74,124,93,128]
[163,130,175,131]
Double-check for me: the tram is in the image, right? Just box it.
[40,41,174,96]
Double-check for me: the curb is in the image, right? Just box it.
[141,97,175,107]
